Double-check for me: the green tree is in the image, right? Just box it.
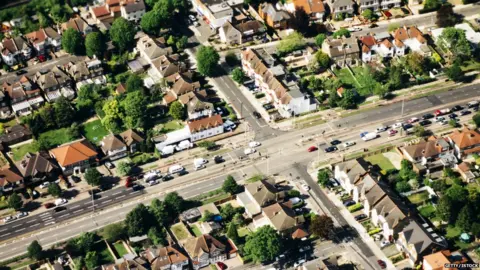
[388,23,400,32]
[438,27,472,61]
[84,168,102,186]
[27,240,43,260]
[436,5,457,27]
[150,198,170,225]
[446,63,464,82]
[356,67,379,96]
[140,10,163,35]
[62,28,84,55]
[117,161,133,176]
[436,195,453,222]
[48,182,62,198]
[314,51,330,69]
[76,84,101,114]
[222,175,241,194]
[361,9,376,21]
[103,223,126,242]
[102,99,123,133]
[54,97,75,128]
[125,204,154,236]
[169,101,185,120]
[413,125,427,137]
[315,33,326,47]
[38,104,55,129]
[471,223,480,240]
[317,169,329,187]
[405,52,427,75]
[424,0,441,10]
[333,28,351,38]
[310,215,335,239]
[220,203,238,221]
[122,91,147,128]
[227,222,239,242]
[85,251,99,270]
[456,205,474,231]
[374,84,389,99]
[37,12,52,28]
[473,112,480,128]
[196,46,220,76]
[395,181,411,193]
[73,258,85,270]
[233,212,244,226]
[287,189,301,198]
[200,210,215,222]
[50,5,68,23]
[231,68,246,84]
[147,226,167,245]
[110,18,136,52]
[388,65,406,90]
[76,232,96,252]
[446,184,468,203]
[85,32,106,58]
[449,119,458,128]
[291,7,309,32]
[340,89,356,109]
[225,51,239,66]
[197,140,216,150]
[176,36,188,50]
[164,192,185,216]
[276,31,305,55]
[7,193,23,210]
[244,226,283,263]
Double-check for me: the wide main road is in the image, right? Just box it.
[0,82,479,261]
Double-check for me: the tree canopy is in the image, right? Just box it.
[125,204,155,236]
[436,5,457,27]
[169,101,185,120]
[244,226,283,263]
[424,0,442,10]
[333,28,351,38]
[317,169,329,187]
[222,175,241,194]
[27,240,43,260]
[438,27,472,62]
[110,18,136,52]
[310,215,335,239]
[446,63,464,82]
[315,33,326,47]
[231,68,246,84]
[196,46,220,76]
[122,91,147,128]
[85,32,106,58]
[48,182,62,197]
[54,97,75,128]
[62,28,84,55]
[103,223,126,242]
[85,168,102,186]
[8,193,23,210]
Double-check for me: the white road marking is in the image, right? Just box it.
[44,222,55,226]
[117,195,125,199]
[0,228,7,232]
[3,232,10,236]
[26,219,37,223]
[73,209,83,214]
[70,205,80,209]
[112,191,121,195]
[57,213,70,218]
[39,212,50,216]
[11,224,22,228]
[30,224,40,228]
[15,228,25,232]
[101,199,112,204]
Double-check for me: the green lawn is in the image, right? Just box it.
[39,128,78,147]
[446,226,461,240]
[191,225,202,237]
[113,242,128,257]
[335,68,360,88]
[156,119,185,134]
[11,142,39,161]
[365,154,395,172]
[418,204,435,219]
[202,193,231,205]
[92,241,115,265]
[407,191,430,205]
[82,120,109,144]
[0,118,18,128]
[461,60,480,72]
[238,227,250,237]
[171,223,190,240]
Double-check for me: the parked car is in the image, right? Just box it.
[244,148,256,155]
[435,116,445,122]
[324,146,337,153]
[54,206,67,213]
[375,126,387,133]
[125,178,134,188]
[380,240,391,248]
[39,182,50,189]
[216,262,227,270]
[418,120,431,126]
[294,259,306,267]
[249,141,261,148]
[330,139,341,145]
[347,26,362,32]
[100,183,115,191]
[213,155,224,164]
[377,260,386,269]
[329,178,339,187]
[70,175,81,183]
[263,104,274,110]
[354,214,367,221]
[44,202,55,209]
[147,180,159,186]
[132,184,144,191]
[392,122,403,129]
[307,146,318,152]
[105,161,114,169]
[188,14,196,21]
[448,113,458,119]
[407,117,419,123]
[451,105,463,111]
[299,246,311,252]
[301,184,310,191]
[215,107,224,115]
[343,200,355,207]
[422,113,434,120]
[289,197,303,204]
[3,216,16,223]
[253,111,261,119]
[55,198,67,206]
[460,110,471,116]
[388,129,398,136]
[343,141,355,147]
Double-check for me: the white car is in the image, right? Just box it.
[376,126,387,133]
[294,259,306,267]
[3,216,16,223]
[249,141,261,148]
[148,180,159,186]
[289,197,303,204]
[299,246,312,252]
[301,184,310,191]
[39,182,50,189]
[347,26,362,32]
[195,164,206,170]
[188,14,196,21]
[380,240,391,248]
[435,116,446,122]
[343,141,356,147]
[244,148,256,155]
[16,212,28,218]
[105,161,114,169]
[55,198,67,206]
[193,21,200,27]
[392,122,403,129]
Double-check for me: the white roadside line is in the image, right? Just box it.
[101,200,112,204]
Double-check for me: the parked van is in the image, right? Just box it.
[193,158,207,170]
[468,100,479,108]
[168,165,184,174]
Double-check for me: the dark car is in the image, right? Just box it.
[460,110,471,116]
[452,105,463,111]
[53,206,67,213]
[253,111,261,119]
[354,214,367,221]
[132,184,144,191]
[418,120,431,126]
[330,139,341,145]
[44,203,55,209]
[343,200,355,207]
[377,260,386,269]
[100,183,114,191]
[422,113,434,120]
[402,123,413,130]
[263,104,274,110]
[324,146,337,153]
[474,106,480,112]
[16,70,27,76]
[178,170,189,176]
[88,188,101,195]
[448,113,458,119]
[214,155,224,164]
[70,175,81,183]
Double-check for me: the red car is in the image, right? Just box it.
[388,129,398,136]
[307,146,318,152]
[125,178,134,188]
[377,260,386,269]
[37,55,46,62]
[407,117,419,123]
[44,202,55,209]
[216,262,227,270]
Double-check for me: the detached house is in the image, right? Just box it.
[358,0,379,12]
[283,0,325,22]
[163,73,201,105]
[393,26,430,56]
[183,234,227,269]
[237,179,285,217]
[327,0,355,18]
[60,17,93,35]
[0,124,33,147]
[25,27,61,55]
[120,0,146,23]
[219,21,242,45]
[322,36,360,67]
[0,91,12,119]
[178,91,214,120]
[400,136,453,166]
[191,0,243,29]
[149,55,185,83]
[258,3,291,30]
[255,202,305,234]
[120,129,144,154]
[65,58,105,88]
[187,114,224,142]
[143,245,189,270]
[0,36,32,66]
[15,152,58,183]
[2,76,45,115]
[49,139,98,175]
[101,134,128,160]
[360,35,395,63]
[423,250,468,270]
[448,126,480,159]
[234,21,266,43]
[34,67,74,101]
[0,166,24,193]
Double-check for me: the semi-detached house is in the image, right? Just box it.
[34,67,75,101]
[2,76,45,116]
[236,179,285,217]
[183,234,227,269]
[448,126,480,159]
[24,27,61,55]
[327,0,354,18]
[0,36,32,66]
[143,245,190,270]
[282,0,325,22]
[60,17,93,35]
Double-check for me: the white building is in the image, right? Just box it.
[188,114,224,142]
[0,36,32,66]
[121,0,146,23]
[191,0,244,29]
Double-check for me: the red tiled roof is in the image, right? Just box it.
[187,115,223,133]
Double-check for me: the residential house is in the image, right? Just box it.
[183,234,227,269]
[178,91,214,120]
[180,208,202,223]
[241,48,317,118]
[234,20,266,43]
[102,256,149,270]
[360,35,395,63]
[116,83,127,95]
[0,91,11,119]
[120,0,146,23]
[25,27,61,55]
[236,179,285,217]
[399,136,452,165]
[163,73,201,105]
[15,152,58,183]
[0,36,32,66]
[456,162,477,183]
[101,134,128,160]
[219,21,242,45]
[187,114,224,142]
[448,126,480,159]
[60,17,93,35]
[149,55,184,83]
[136,35,173,65]
[33,67,75,101]
[322,36,360,67]
[380,0,401,9]
[283,0,325,22]
[396,220,447,265]
[143,245,190,270]
[256,202,305,233]
[369,190,407,241]
[2,76,45,115]
[393,26,430,56]
[258,3,291,29]
[283,48,315,69]
[0,166,24,193]
[49,139,98,175]
[120,129,144,154]
[191,0,243,29]
[334,158,371,193]
[327,0,355,18]
[0,124,33,147]
[91,5,114,24]
[358,0,380,12]
[423,250,468,270]
[65,58,105,88]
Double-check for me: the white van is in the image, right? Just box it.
[193,158,207,170]
[168,165,184,174]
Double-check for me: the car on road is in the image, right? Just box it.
[3,216,16,223]
[294,259,306,267]
[448,113,458,119]
[377,260,386,269]
[44,202,55,209]
[253,111,261,119]
[354,214,367,221]
[148,179,159,186]
[418,120,432,126]
[244,148,256,155]
[193,21,200,27]
[343,200,355,206]
[39,182,50,189]
[435,116,446,122]
[451,105,463,111]
[15,212,28,218]
[422,113,434,120]
[388,129,398,136]
[54,206,67,213]
[105,161,114,169]
[299,246,311,252]
[375,126,387,133]
[301,183,310,191]
[380,240,391,248]
[407,117,419,123]
[55,198,67,206]
[369,23,378,28]
[392,122,403,129]
[330,139,341,145]
[402,123,413,130]
[460,110,471,116]
[343,141,355,147]
[214,155,224,164]
[467,100,479,108]
[324,146,337,153]
[307,146,318,152]
[347,26,362,32]
[132,184,144,191]
[249,141,261,148]
[100,183,115,191]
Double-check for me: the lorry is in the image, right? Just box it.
[361,132,378,141]
[434,108,450,116]
[175,140,193,151]
[168,164,185,174]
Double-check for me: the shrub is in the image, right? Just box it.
[368,228,382,235]
[255,93,265,99]
[347,203,363,212]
